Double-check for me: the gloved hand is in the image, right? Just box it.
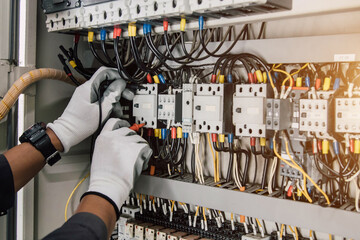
[47,67,134,153]
[82,118,152,218]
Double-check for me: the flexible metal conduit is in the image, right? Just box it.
[0,68,83,121]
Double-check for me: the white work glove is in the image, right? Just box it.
[83,118,152,218]
[47,67,134,153]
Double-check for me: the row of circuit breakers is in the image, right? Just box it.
[132,83,360,137]
[42,0,292,32]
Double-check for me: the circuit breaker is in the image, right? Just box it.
[335,98,360,133]
[299,99,330,133]
[193,83,234,134]
[133,84,160,128]
[182,84,196,133]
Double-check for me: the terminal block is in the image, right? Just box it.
[266,99,292,131]
[168,232,188,240]
[182,84,196,133]
[156,228,176,240]
[233,84,269,137]
[193,83,234,134]
[158,92,182,126]
[133,84,160,129]
[299,99,330,133]
[145,225,165,240]
[335,98,360,133]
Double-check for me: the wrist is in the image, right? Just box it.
[46,128,64,152]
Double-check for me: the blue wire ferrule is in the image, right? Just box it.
[183,132,189,139]
[161,129,167,140]
[227,74,233,83]
[305,76,310,87]
[269,139,274,150]
[143,24,148,34]
[228,133,234,143]
[147,23,152,33]
[334,77,340,90]
[333,141,340,155]
[199,16,204,30]
[158,74,166,84]
[100,29,107,41]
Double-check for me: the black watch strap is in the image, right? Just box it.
[20,122,61,166]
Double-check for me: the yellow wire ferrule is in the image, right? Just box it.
[154,129,160,138]
[69,60,77,68]
[153,75,160,84]
[255,70,263,83]
[322,139,329,155]
[177,127,182,138]
[180,18,186,32]
[262,72,267,83]
[296,77,302,87]
[128,23,137,37]
[323,77,331,91]
[219,75,225,83]
[355,139,360,154]
[88,31,94,42]
[260,137,266,147]
[219,134,225,143]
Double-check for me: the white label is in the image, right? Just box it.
[334,54,355,62]
[247,107,259,115]
[205,105,216,112]
[142,103,152,109]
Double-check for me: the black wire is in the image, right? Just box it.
[191,145,196,183]
[89,42,113,67]
[101,40,117,67]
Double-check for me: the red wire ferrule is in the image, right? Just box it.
[250,137,256,147]
[211,74,216,83]
[171,128,176,139]
[287,185,293,197]
[211,133,217,143]
[146,74,153,83]
[163,20,169,31]
[350,139,355,153]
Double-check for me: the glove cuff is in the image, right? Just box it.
[47,122,72,153]
[81,191,120,220]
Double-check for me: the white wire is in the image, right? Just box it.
[353,179,360,212]
[345,167,360,182]
[233,153,243,189]
[268,157,278,194]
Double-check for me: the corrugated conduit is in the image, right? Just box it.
[0,68,84,121]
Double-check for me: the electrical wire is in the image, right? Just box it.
[64,172,90,221]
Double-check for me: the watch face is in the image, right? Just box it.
[19,123,45,143]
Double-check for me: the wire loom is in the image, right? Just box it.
[0,68,86,121]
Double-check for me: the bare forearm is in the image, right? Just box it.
[4,128,63,192]
[75,195,117,238]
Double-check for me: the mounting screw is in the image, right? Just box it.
[75,1,81,7]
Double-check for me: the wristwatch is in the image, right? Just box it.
[19,122,61,166]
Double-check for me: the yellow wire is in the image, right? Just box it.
[290,63,309,78]
[207,133,217,183]
[216,149,220,182]
[273,137,330,205]
[195,206,200,216]
[329,234,332,240]
[171,200,175,212]
[272,68,293,87]
[284,140,330,205]
[280,224,285,237]
[288,226,294,233]
[295,227,299,240]
[309,230,313,237]
[255,218,262,228]
[231,213,234,220]
[65,172,90,221]
[202,207,207,221]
